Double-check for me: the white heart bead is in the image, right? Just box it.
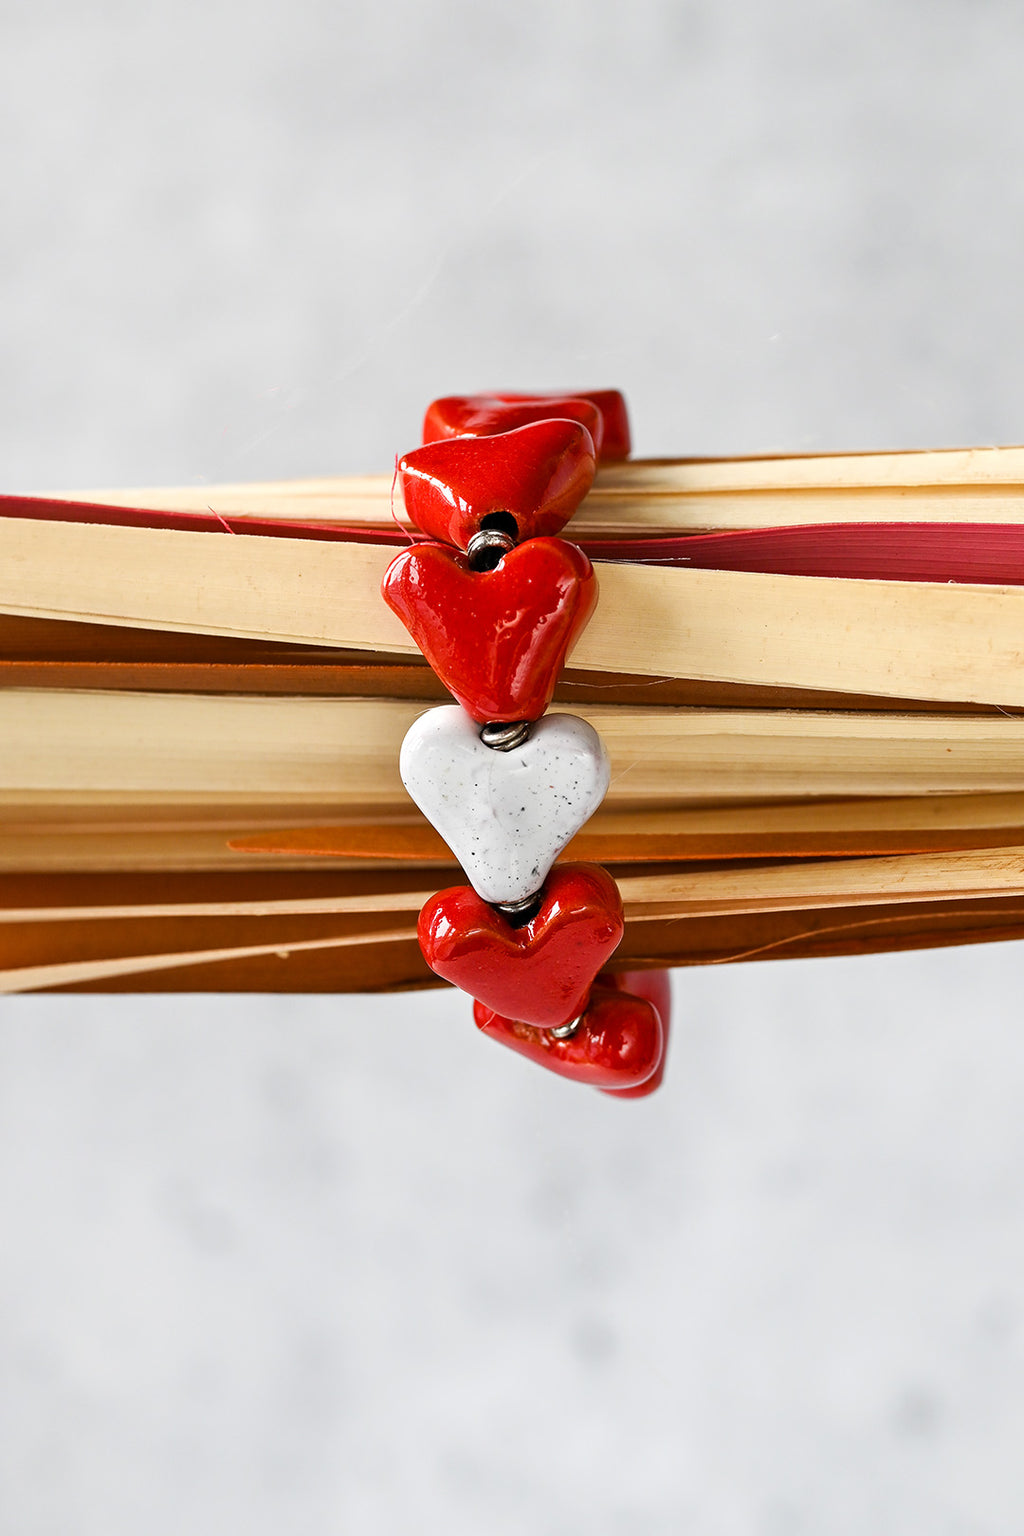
[399,706,611,905]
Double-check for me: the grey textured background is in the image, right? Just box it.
[3,1,1024,1531]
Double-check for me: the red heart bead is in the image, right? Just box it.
[380,536,597,723]
[597,970,671,1099]
[422,390,631,461]
[424,394,602,454]
[473,983,663,1090]
[399,419,596,550]
[419,863,624,1028]
[492,390,631,461]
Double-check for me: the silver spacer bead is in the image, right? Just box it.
[494,891,543,922]
[467,528,515,571]
[479,719,531,752]
[548,1016,583,1040]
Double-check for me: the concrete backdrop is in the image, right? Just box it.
[2,1,1024,1530]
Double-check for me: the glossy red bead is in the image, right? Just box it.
[399,418,596,550]
[494,390,631,461]
[473,983,663,1090]
[423,389,631,462]
[380,535,597,723]
[419,863,624,1028]
[598,970,671,1098]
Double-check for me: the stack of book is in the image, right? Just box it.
[4,447,1024,993]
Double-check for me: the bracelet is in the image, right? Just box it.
[381,391,670,1097]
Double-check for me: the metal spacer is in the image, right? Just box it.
[480,719,531,752]
[467,528,515,571]
[548,1016,582,1040]
[494,890,543,928]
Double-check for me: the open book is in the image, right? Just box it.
[4,447,1024,992]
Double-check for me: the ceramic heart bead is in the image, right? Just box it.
[419,863,624,1028]
[493,391,631,461]
[399,706,610,905]
[598,970,671,1099]
[381,536,597,723]
[399,419,597,550]
[423,390,631,461]
[424,394,602,454]
[473,984,663,1090]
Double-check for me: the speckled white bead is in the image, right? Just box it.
[399,705,611,905]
